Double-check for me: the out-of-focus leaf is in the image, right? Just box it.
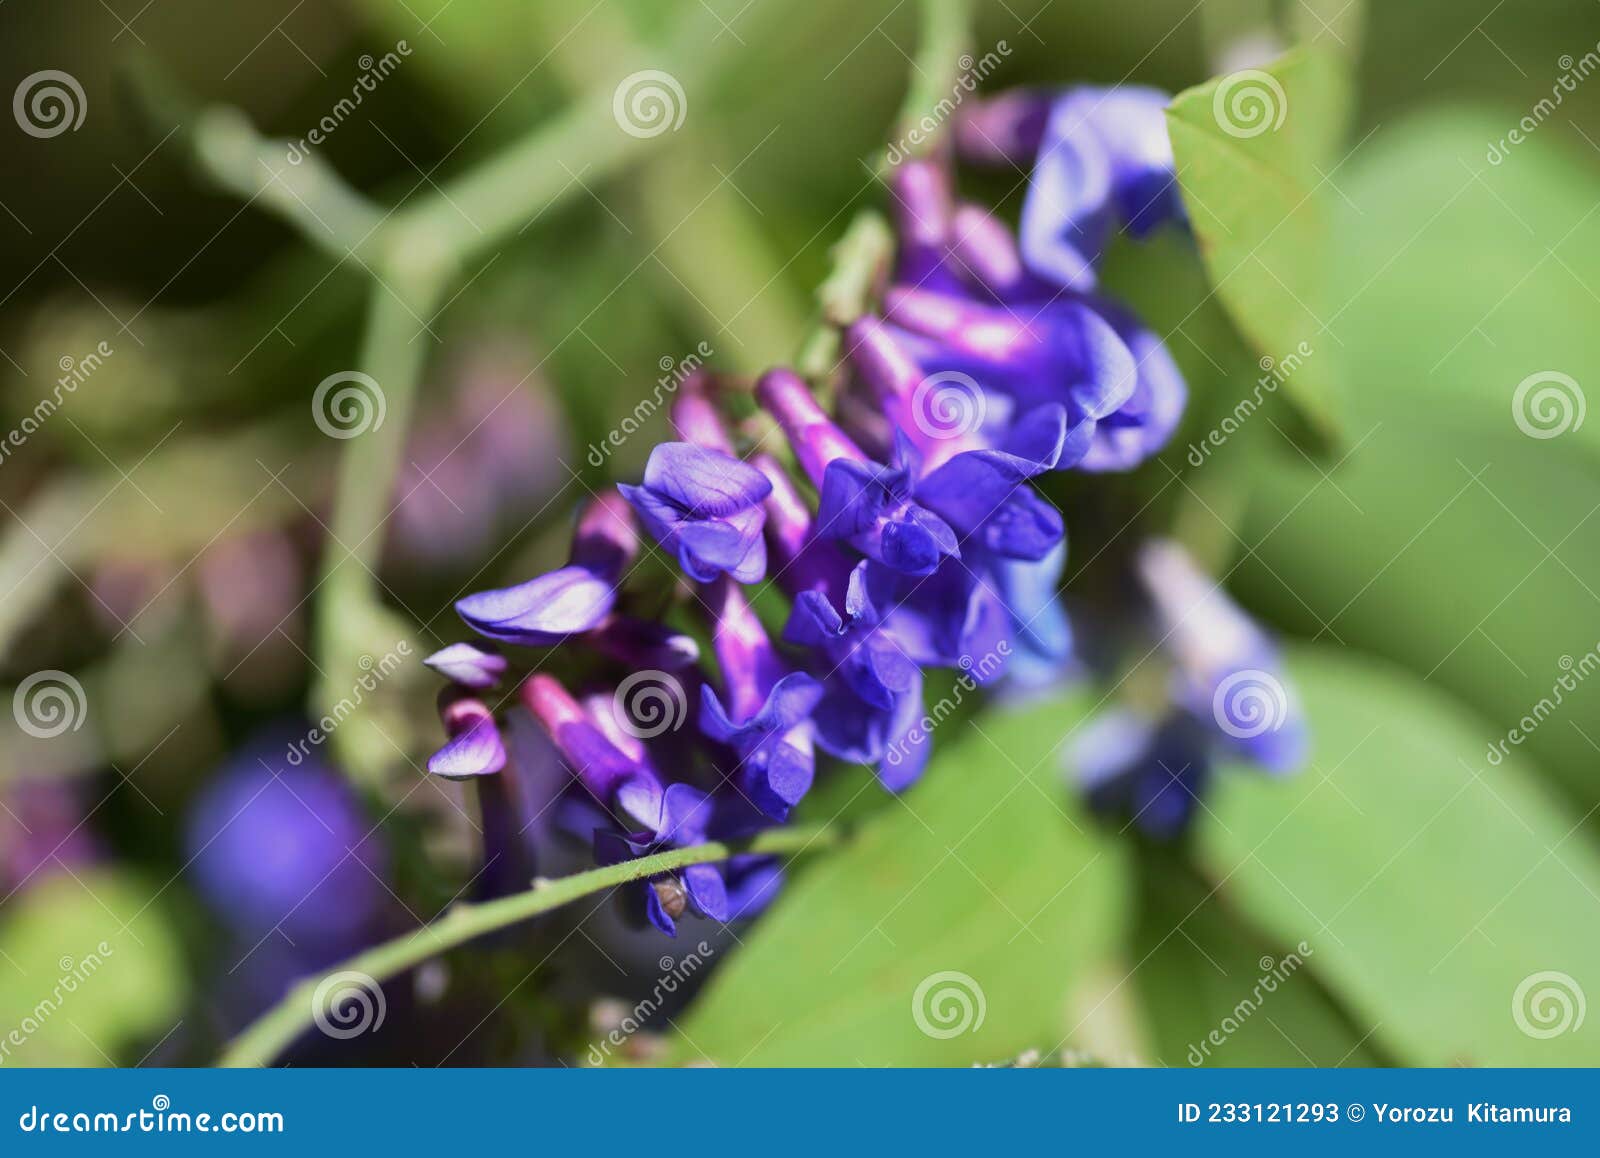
[1131,846,1383,1067]
[1200,645,1600,1065]
[1232,111,1600,808]
[0,870,185,1066]
[672,694,1124,1066]
[1166,47,1352,445]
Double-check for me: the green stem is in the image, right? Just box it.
[312,285,436,782]
[190,108,387,264]
[793,209,895,381]
[217,822,843,1067]
[893,0,974,160]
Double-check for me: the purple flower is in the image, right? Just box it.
[1137,540,1307,773]
[884,286,1139,426]
[456,491,637,644]
[1071,709,1213,840]
[423,642,506,689]
[1017,86,1183,290]
[697,577,822,821]
[427,688,509,779]
[784,562,931,789]
[620,443,771,584]
[185,732,388,947]
[759,368,960,576]
[520,673,667,832]
[953,87,1053,167]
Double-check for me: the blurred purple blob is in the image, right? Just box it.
[0,778,97,896]
[388,343,570,568]
[184,730,388,949]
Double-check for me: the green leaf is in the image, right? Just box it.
[671,694,1124,1066]
[1199,645,1600,1065]
[0,870,186,1066]
[1230,110,1600,807]
[1166,47,1353,445]
[1130,847,1383,1067]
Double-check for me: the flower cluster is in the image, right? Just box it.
[423,85,1303,932]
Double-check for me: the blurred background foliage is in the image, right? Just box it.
[1,0,1599,1067]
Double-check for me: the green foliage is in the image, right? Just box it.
[1166,47,1353,446]
[672,694,1124,1065]
[1232,110,1600,808]
[1131,847,1382,1067]
[1201,645,1600,1065]
[0,871,186,1067]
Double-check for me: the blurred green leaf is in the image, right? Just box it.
[1166,46,1352,445]
[1231,110,1600,808]
[0,870,186,1066]
[672,694,1124,1065]
[1200,644,1600,1065]
[1131,847,1383,1067]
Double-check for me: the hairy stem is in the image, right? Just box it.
[218,822,844,1067]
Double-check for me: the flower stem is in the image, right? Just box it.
[217,822,844,1067]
